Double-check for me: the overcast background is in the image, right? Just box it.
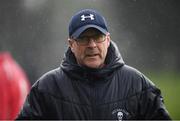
[1,0,180,83]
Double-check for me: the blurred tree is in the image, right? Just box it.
[111,0,180,71]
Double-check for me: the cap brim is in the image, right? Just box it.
[71,25,108,39]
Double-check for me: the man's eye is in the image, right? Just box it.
[95,35,102,39]
[94,35,100,39]
[81,37,89,41]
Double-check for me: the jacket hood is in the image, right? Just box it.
[61,41,124,81]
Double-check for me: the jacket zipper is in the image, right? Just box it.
[92,81,97,119]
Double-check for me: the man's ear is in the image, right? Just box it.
[68,38,74,52]
[106,33,111,47]
[68,38,72,47]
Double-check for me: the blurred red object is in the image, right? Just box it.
[0,52,30,120]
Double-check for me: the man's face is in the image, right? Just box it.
[69,28,110,68]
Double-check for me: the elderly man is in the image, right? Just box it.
[17,9,171,120]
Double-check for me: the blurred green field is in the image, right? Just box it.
[145,71,180,120]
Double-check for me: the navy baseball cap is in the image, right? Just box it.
[69,9,108,39]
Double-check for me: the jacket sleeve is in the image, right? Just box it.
[137,75,171,120]
[16,81,45,120]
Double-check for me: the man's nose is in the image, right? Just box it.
[88,39,97,47]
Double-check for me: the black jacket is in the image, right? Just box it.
[17,41,171,120]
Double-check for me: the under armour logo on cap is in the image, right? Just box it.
[81,14,95,21]
[68,9,108,39]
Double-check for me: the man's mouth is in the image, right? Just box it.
[86,54,99,57]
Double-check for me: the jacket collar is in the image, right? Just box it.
[61,41,124,81]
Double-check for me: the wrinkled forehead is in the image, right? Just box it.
[79,28,103,37]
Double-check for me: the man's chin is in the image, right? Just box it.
[84,61,103,69]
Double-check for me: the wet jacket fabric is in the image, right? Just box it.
[17,41,171,120]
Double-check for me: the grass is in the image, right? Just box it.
[145,71,180,120]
